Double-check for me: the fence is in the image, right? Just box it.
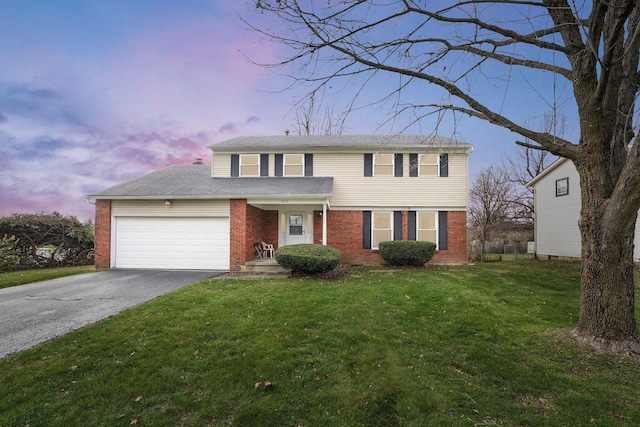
[468,241,534,261]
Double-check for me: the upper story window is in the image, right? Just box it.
[240,154,260,176]
[374,154,395,176]
[284,154,304,176]
[419,154,439,176]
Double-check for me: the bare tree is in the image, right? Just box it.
[468,166,515,261]
[249,1,640,355]
[291,92,349,135]
[503,114,561,223]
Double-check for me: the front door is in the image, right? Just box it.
[281,210,314,246]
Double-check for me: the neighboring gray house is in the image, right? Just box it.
[527,157,640,261]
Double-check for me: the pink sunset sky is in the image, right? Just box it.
[0,1,575,221]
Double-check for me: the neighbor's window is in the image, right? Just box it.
[374,154,394,176]
[372,211,393,249]
[284,154,304,176]
[419,154,439,176]
[240,154,260,176]
[556,177,569,197]
[417,212,437,244]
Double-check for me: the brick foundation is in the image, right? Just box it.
[314,209,467,266]
[94,199,111,269]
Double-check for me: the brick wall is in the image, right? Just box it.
[229,200,277,271]
[94,199,111,269]
[313,209,467,265]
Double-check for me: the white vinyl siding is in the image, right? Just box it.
[532,160,582,258]
[112,200,230,217]
[313,152,468,208]
[212,153,231,177]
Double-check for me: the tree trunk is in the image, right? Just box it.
[574,172,640,356]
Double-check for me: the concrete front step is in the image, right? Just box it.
[241,259,290,274]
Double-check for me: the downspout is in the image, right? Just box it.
[322,202,327,245]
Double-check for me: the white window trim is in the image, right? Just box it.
[371,210,394,250]
[373,153,395,177]
[239,154,261,177]
[416,210,439,249]
[283,153,305,177]
[418,154,440,177]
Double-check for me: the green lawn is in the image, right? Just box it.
[0,265,95,289]
[1,261,639,426]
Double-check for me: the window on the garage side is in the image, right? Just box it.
[417,212,437,245]
[240,154,260,176]
[374,154,394,176]
[372,211,393,249]
[419,154,439,176]
[284,154,304,176]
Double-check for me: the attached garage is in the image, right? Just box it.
[112,217,229,270]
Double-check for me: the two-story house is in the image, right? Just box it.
[88,135,472,271]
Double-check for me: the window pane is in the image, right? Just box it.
[241,165,259,176]
[289,225,303,235]
[420,165,438,175]
[373,230,392,247]
[418,212,436,229]
[285,165,303,176]
[286,154,303,165]
[375,165,393,175]
[418,230,436,242]
[241,155,259,165]
[420,154,438,165]
[373,212,391,229]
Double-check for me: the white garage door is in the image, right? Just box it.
[113,217,229,270]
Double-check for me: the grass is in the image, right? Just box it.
[1,261,639,426]
[0,265,95,289]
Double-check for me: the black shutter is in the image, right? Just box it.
[275,154,283,177]
[408,211,417,240]
[438,211,448,250]
[260,154,269,176]
[409,154,418,177]
[364,153,373,177]
[394,154,403,177]
[231,154,239,177]
[394,211,403,240]
[363,211,372,249]
[439,154,449,177]
[304,153,313,176]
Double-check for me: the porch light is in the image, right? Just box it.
[164,199,172,207]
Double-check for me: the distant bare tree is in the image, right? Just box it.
[503,114,561,223]
[468,166,515,261]
[291,92,349,135]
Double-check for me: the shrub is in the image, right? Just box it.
[378,240,436,266]
[275,244,342,274]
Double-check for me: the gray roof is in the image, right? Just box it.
[87,164,333,199]
[208,134,473,153]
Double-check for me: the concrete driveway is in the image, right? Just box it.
[0,270,223,358]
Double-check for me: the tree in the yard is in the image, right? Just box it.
[468,166,516,261]
[250,1,640,355]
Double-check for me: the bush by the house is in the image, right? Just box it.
[378,240,436,267]
[275,244,341,274]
